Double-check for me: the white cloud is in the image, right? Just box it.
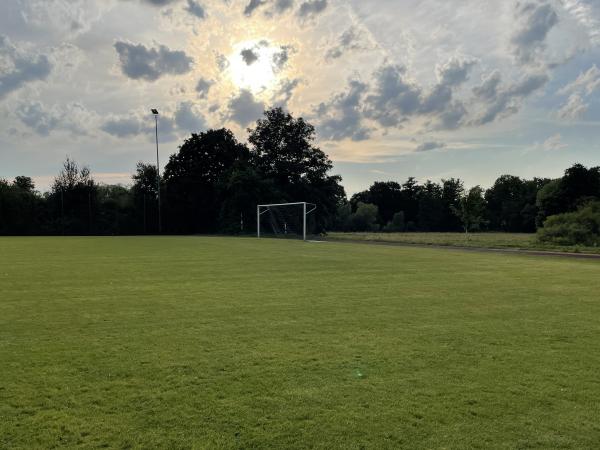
[558,93,588,119]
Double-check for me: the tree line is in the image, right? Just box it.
[0,108,344,235]
[1,107,599,242]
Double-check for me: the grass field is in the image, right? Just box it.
[327,231,600,254]
[2,236,600,448]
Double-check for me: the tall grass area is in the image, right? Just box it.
[2,236,600,448]
[328,231,600,254]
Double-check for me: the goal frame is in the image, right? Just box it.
[257,202,316,241]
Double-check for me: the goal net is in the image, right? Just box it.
[257,202,316,241]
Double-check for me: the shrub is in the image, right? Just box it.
[349,202,379,232]
[384,211,405,232]
[537,201,600,246]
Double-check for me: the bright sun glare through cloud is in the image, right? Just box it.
[228,40,279,93]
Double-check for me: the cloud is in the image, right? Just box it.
[511,1,558,65]
[271,78,301,108]
[244,0,266,16]
[297,0,327,18]
[114,41,193,81]
[240,48,259,65]
[101,117,143,138]
[558,93,588,119]
[471,71,549,125]
[185,0,206,19]
[16,101,93,136]
[316,79,372,141]
[325,26,365,60]
[195,77,213,98]
[541,133,568,151]
[558,64,600,96]
[415,141,446,152]
[174,101,207,133]
[272,45,293,71]
[364,65,422,127]
[436,57,477,86]
[101,105,200,141]
[562,0,600,45]
[227,89,265,126]
[0,35,52,99]
[273,0,294,14]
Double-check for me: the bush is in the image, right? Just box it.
[537,201,600,246]
[349,202,379,232]
[384,211,405,232]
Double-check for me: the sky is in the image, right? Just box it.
[1,0,600,195]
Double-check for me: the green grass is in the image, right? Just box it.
[1,236,600,449]
[328,231,600,254]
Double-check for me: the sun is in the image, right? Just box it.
[228,40,280,93]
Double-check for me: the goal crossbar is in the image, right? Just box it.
[257,202,316,241]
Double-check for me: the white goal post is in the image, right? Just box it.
[257,202,317,241]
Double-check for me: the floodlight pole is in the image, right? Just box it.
[152,109,162,234]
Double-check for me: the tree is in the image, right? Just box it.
[452,186,487,234]
[485,175,543,232]
[348,202,379,231]
[14,176,35,192]
[441,178,464,231]
[536,164,600,226]
[417,180,444,231]
[384,211,405,232]
[248,108,345,232]
[132,163,159,233]
[49,158,97,234]
[351,181,403,227]
[163,129,250,233]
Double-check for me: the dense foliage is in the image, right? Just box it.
[537,201,600,246]
[1,106,599,237]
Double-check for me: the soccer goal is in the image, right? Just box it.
[257,202,317,241]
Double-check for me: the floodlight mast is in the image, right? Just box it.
[151,108,161,233]
[256,202,316,241]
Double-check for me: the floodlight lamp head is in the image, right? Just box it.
[151,108,159,115]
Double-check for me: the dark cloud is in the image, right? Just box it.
[241,48,259,65]
[511,1,558,64]
[114,41,193,81]
[297,0,327,17]
[244,0,266,16]
[364,65,422,127]
[0,35,52,100]
[185,0,206,18]
[436,57,477,86]
[325,27,364,60]
[471,71,549,125]
[101,117,143,138]
[16,101,59,136]
[472,70,502,100]
[16,101,91,136]
[101,105,201,141]
[273,45,293,71]
[415,141,446,152]
[273,0,294,14]
[271,78,301,108]
[317,80,371,141]
[317,58,478,139]
[195,77,213,98]
[174,101,207,133]
[227,90,265,126]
